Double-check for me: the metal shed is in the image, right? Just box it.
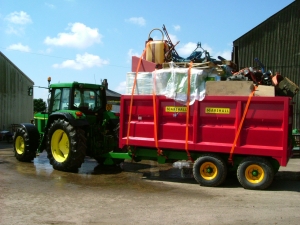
[0,51,34,133]
[232,0,300,129]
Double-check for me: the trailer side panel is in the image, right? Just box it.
[119,95,293,166]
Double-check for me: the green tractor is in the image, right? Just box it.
[13,79,122,172]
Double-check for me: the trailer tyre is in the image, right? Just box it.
[46,119,87,172]
[237,157,274,190]
[13,126,38,162]
[193,154,227,187]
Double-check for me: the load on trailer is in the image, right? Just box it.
[13,25,298,190]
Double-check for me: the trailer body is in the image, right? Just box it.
[119,95,293,168]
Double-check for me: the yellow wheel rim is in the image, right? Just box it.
[245,164,265,183]
[200,162,218,180]
[15,136,25,155]
[51,129,69,163]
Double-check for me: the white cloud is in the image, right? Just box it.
[114,81,126,94]
[127,49,140,63]
[214,50,232,60]
[200,43,213,55]
[227,42,233,47]
[44,23,102,49]
[115,81,126,94]
[45,3,56,9]
[7,43,31,52]
[177,42,215,58]
[128,49,140,57]
[176,41,232,60]
[45,48,53,54]
[5,25,22,35]
[126,17,146,26]
[177,42,199,56]
[53,53,109,70]
[4,11,31,35]
[39,48,53,54]
[5,11,32,25]
[167,34,179,44]
[173,25,181,31]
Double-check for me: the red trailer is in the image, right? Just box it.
[119,95,294,190]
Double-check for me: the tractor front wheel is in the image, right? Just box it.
[237,157,274,190]
[193,154,227,187]
[46,119,87,172]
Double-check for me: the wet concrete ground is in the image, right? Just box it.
[1,141,300,225]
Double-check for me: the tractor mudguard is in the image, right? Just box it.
[15,123,40,146]
[48,112,89,127]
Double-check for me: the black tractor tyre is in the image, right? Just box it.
[237,157,274,190]
[46,119,87,172]
[94,157,106,165]
[113,123,120,140]
[193,154,227,187]
[94,122,124,167]
[13,125,39,162]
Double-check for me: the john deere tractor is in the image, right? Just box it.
[13,78,121,172]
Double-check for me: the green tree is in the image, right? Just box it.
[34,98,47,113]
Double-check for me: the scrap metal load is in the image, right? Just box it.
[227,57,299,98]
[129,25,299,100]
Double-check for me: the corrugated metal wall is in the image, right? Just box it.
[0,52,34,131]
[233,0,300,129]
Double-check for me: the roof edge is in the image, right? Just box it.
[0,51,35,84]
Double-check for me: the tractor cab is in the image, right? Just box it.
[48,82,107,115]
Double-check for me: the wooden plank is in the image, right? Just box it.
[254,85,275,97]
[205,81,254,96]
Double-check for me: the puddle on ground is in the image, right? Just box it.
[9,151,195,191]
[1,144,197,193]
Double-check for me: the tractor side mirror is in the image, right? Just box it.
[28,87,33,96]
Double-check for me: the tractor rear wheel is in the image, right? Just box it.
[46,119,87,172]
[237,157,274,190]
[13,126,38,162]
[193,154,227,187]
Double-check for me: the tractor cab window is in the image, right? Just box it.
[51,88,70,111]
[61,88,70,109]
[73,88,102,112]
[52,89,62,111]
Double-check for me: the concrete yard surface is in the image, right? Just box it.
[1,142,300,225]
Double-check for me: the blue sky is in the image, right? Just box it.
[0,0,295,101]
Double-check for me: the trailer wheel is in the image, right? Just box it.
[237,157,274,190]
[46,119,87,172]
[13,126,38,162]
[193,154,227,187]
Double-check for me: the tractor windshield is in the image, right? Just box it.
[73,88,101,112]
[49,87,103,113]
